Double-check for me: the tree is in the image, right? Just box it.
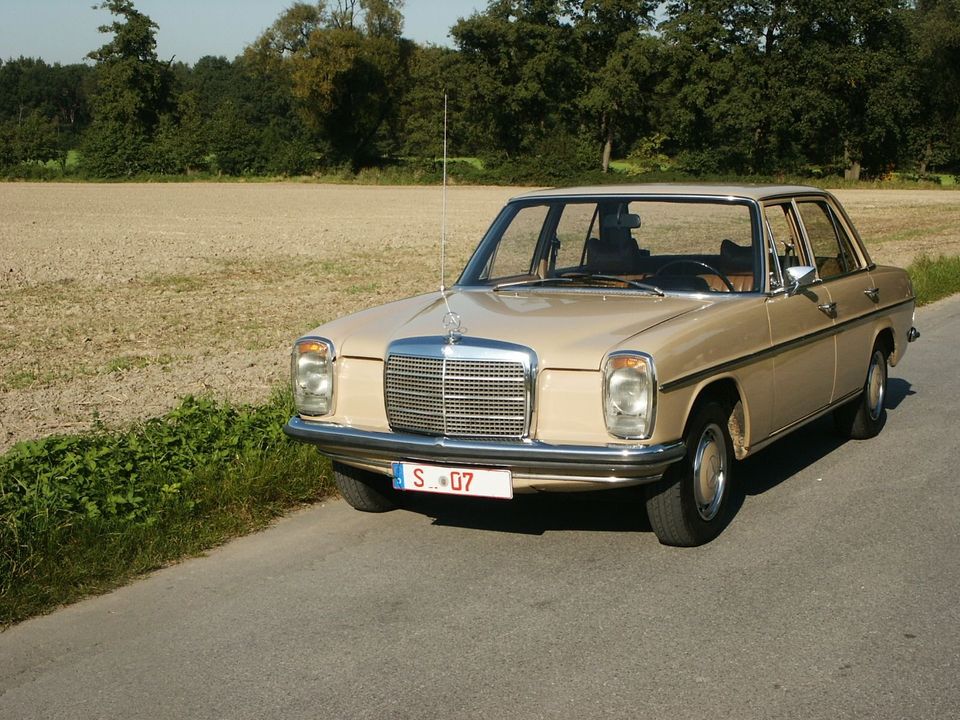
[799,0,914,179]
[451,1,581,159]
[82,0,172,176]
[397,44,465,158]
[657,1,746,173]
[910,0,960,173]
[249,2,326,60]
[14,111,62,166]
[207,100,259,175]
[149,91,208,174]
[0,58,91,170]
[248,0,411,169]
[657,0,916,177]
[568,0,659,171]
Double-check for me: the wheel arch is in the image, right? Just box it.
[682,376,750,461]
[873,324,895,362]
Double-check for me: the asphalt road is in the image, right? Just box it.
[2,297,959,720]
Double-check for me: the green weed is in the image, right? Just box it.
[147,274,205,293]
[3,371,38,390]
[346,282,379,295]
[0,391,331,626]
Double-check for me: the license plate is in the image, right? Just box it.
[391,462,513,500]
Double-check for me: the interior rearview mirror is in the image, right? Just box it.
[785,265,817,295]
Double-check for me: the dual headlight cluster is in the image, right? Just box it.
[291,338,655,439]
[603,351,656,439]
[291,337,335,416]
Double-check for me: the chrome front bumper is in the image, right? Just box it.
[284,417,685,489]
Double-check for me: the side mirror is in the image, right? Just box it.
[785,265,817,296]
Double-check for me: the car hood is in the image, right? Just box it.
[328,289,707,370]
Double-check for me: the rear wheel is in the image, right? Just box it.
[332,461,397,513]
[645,401,735,547]
[834,344,888,440]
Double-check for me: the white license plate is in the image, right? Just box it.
[391,462,513,500]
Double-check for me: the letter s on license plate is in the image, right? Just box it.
[391,462,513,500]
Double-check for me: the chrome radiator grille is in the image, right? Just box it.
[385,353,530,439]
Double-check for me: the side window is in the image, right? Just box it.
[796,201,861,279]
[483,205,549,280]
[553,203,598,271]
[764,203,804,272]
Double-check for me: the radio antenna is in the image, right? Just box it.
[440,92,449,296]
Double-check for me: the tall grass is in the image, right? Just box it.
[0,391,331,626]
[907,255,960,306]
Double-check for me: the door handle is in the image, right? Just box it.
[818,302,837,317]
[864,287,880,302]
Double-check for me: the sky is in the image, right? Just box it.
[0,0,486,65]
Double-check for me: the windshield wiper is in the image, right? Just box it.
[562,272,665,297]
[492,277,573,291]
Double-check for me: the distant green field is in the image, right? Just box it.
[608,160,635,173]
[446,156,484,169]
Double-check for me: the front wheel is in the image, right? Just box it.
[332,461,397,513]
[834,344,888,440]
[644,401,735,547]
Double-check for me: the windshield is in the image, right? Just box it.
[459,197,760,294]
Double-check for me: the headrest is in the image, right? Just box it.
[602,212,641,230]
[720,239,752,262]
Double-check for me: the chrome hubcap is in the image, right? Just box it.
[866,350,886,421]
[693,423,727,521]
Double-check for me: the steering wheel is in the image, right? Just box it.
[654,259,735,292]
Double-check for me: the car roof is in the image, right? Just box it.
[512,183,831,202]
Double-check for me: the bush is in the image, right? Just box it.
[0,392,331,625]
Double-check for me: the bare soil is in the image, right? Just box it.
[1,183,958,451]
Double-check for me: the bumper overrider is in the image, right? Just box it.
[284,417,686,489]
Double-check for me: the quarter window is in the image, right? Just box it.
[764,202,804,280]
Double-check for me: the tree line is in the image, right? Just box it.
[2,0,958,182]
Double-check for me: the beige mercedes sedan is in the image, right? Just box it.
[285,185,918,546]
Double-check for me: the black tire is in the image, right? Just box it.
[834,344,888,440]
[332,461,397,513]
[644,401,735,547]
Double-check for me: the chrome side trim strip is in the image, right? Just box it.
[284,417,685,480]
[660,297,915,393]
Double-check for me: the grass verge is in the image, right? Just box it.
[0,391,331,627]
[907,254,960,306]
